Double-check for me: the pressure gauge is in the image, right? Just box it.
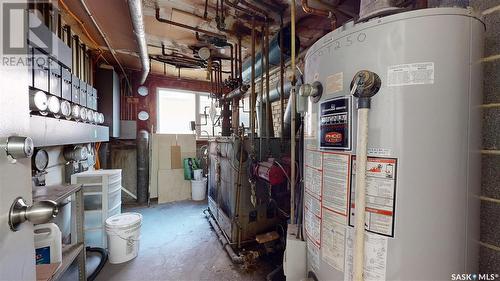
[47,95,60,117]
[64,145,88,161]
[138,111,149,121]
[29,90,48,113]
[198,47,211,60]
[71,104,80,120]
[80,108,87,122]
[97,113,104,124]
[87,110,94,123]
[60,100,71,119]
[33,149,49,171]
[138,86,148,96]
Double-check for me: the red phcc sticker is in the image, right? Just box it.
[325,132,342,143]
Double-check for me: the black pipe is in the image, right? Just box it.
[137,130,149,204]
[205,209,244,264]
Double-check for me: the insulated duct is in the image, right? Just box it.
[128,0,149,84]
[241,26,300,83]
[255,77,302,138]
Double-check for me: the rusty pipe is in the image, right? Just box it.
[238,0,268,18]
[155,7,226,40]
[238,37,243,84]
[229,43,234,79]
[224,0,267,22]
[235,42,239,82]
[250,16,256,149]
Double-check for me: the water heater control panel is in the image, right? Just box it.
[320,96,352,150]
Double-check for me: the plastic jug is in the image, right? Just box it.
[34,223,62,266]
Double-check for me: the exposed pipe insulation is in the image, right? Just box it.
[241,26,300,83]
[350,70,381,281]
[127,0,149,84]
[79,0,132,94]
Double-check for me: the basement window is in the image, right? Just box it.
[157,89,196,134]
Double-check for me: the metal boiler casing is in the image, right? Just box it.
[302,8,483,280]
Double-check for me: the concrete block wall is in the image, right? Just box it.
[430,0,500,272]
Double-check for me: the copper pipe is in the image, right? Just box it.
[301,0,337,28]
[250,16,256,148]
[155,7,226,40]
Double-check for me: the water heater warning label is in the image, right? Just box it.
[387,62,434,86]
[348,157,397,237]
[320,96,352,150]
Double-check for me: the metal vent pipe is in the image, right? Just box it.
[128,0,150,84]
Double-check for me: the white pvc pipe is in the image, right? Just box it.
[353,107,369,281]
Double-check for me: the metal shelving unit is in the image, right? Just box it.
[33,184,86,281]
[30,115,109,147]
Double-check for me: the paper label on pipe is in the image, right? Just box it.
[344,229,388,281]
[326,72,344,93]
[387,62,434,86]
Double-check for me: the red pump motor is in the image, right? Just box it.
[253,158,289,186]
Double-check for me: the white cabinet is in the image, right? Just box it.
[71,169,122,248]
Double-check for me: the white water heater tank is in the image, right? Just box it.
[302,8,483,281]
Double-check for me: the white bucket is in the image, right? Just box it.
[193,169,203,180]
[191,178,207,201]
[105,212,143,264]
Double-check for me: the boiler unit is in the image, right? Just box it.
[207,137,290,248]
[301,8,483,281]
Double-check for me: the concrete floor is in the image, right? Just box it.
[94,200,276,281]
